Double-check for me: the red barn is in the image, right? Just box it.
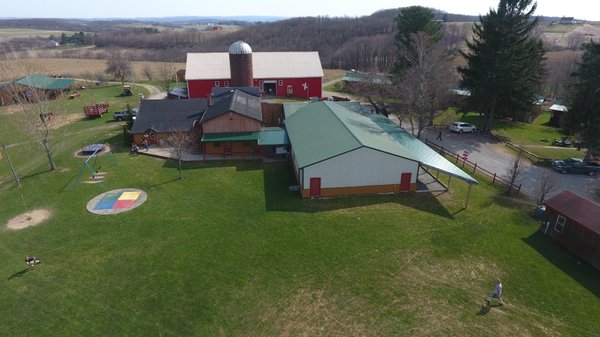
[185,41,323,99]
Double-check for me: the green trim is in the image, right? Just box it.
[201,132,259,142]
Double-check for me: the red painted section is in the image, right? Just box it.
[188,77,322,99]
[309,177,321,197]
[400,173,411,191]
[254,77,322,98]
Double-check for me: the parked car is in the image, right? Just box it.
[112,108,138,121]
[449,121,477,133]
[552,157,600,176]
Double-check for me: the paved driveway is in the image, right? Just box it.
[418,127,599,202]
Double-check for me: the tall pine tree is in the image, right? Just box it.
[394,6,442,74]
[458,0,545,131]
[564,42,600,162]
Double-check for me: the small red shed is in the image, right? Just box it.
[541,190,600,270]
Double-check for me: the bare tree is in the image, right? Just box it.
[164,130,193,179]
[397,32,455,138]
[349,70,394,116]
[0,60,58,171]
[505,151,525,196]
[536,172,558,205]
[156,62,177,94]
[141,64,153,81]
[105,49,131,85]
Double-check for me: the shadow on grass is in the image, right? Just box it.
[523,231,600,299]
[162,159,263,172]
[7,267,32,280]
[263,162,453,217]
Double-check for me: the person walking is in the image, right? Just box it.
[485,279,504,305]
[436,130,443,141]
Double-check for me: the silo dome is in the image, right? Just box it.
[229,41,252,55]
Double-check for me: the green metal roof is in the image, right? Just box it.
[342,71,392,85]
[369,115,478,184]
[283,102,308,119]
[14,74,75,90]
[258,127,289,146]
[201,132,259,142]
[284,101,478,185]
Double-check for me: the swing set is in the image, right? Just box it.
[73,144,115,189]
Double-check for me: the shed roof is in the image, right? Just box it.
[131,99,207,134]
[342,70,392,85]
[545,190,600,236]
[202,89,262,123]
[284,101,477,184]
[14,74,74,90]
[258,127,289,146]
[186,52,324,80]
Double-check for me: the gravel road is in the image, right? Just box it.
[418,127,599,202]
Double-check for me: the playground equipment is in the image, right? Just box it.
[84,103,110,118]
[73,144,115,189]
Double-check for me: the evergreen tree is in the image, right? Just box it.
[564,41,600,162]
[458,0,545,131]
[394,6,442,74]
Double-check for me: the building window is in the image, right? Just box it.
[258,80,263,86]
[214,142,221,148]
[554,215,566,233]
[214,81,220,87]
[278,80,284,86]
[224,81,230,87]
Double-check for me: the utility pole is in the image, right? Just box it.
[2,144,21,187]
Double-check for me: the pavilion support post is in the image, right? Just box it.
[465,183,473,209]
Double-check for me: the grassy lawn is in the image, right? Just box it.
[1,96,599,336]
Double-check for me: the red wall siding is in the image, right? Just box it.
[541,207,600,270]
[187,79,228,99]
[254,77,322,98]
[188,77,323,99]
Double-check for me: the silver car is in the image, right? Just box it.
[449,121,477,133]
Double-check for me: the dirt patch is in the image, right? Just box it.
[0,105,23,115]
[52,113,83,129]
[6,209,51,230]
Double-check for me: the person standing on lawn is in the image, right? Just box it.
[485,279,504,305]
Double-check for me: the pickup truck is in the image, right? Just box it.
[552,158,600,176]
[112,108,138,121]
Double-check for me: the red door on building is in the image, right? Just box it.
[223,141,232,154]
[400,173,411,191]
[310,177,321,197]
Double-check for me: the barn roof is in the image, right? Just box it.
[185,52,324,80]
[14,74,74,90]
[258,127,289,146]
[284,101,477,185]
[201,89,262,123]
[131,99,207,134]
[545,190,600,235]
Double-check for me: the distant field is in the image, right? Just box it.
[114,23,241,33]
[0,58,186,80]
[0,28,78,41]
[542,24,578,34]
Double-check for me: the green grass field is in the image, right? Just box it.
[1,89,599,336]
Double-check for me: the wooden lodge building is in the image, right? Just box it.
[541,191,600,270]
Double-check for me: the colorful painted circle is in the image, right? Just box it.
[86,188,147,215]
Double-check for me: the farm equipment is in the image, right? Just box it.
[122,85,133,96]
[84,103,110,118]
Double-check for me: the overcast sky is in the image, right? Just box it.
[2,0,598,21]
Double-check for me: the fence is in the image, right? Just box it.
[425,138,522,195]
[505,142,553,165]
